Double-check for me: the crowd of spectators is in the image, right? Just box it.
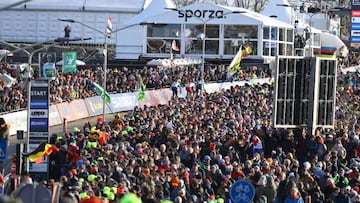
[2,63,359,203]
[0,63,271,113]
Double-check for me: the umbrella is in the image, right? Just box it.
[0,49,13,56]
[56,59,86,66]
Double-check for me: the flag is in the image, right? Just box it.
[62,51,77,73]
[23,143,59,163]
[172,40,179,52]
[227,45,252,76]
[93,82,111,103]
[106,17,113,38]
[137,82,146,102]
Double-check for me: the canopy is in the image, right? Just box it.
[0,49,13,56]
[56,59,86,66]
[123,0,176,26]
[128,2,293,28]
[146,58,201,67]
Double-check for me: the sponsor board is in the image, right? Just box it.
[352,24,360,30]
[178,9,225,22]
[352,30,360,36]
[351,36,360,43]
[351,42,360,47]
[30,109,48,118]
[29,118,48,132]
[353,17,360,23]
[30,99,48,109]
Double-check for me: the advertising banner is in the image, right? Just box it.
[56,99,89,122]
[62,51,77,73]
[29,79,49,174]
[48,105,62,126]
[109,92,137,112]
[84,96,111,116]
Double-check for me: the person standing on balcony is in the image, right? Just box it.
[64,24,71,45]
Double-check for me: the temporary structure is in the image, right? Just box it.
[146,58,201,67]
[56,59,86,66]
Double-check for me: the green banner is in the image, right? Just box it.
[62,51,77,73]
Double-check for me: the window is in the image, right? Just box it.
[147,24,181,38]
[279,28,285,41]
[224,25,258,39]
[271,27,278,40]
[263,26,270,39]
[287,29,293,42]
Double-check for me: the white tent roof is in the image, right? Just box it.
[261,0,293,25]
[0,0,144,12]
[133,2,293,28]
[123,0,176,26]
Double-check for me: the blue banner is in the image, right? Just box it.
[29,118,49,132]
[0,139,8,161]
[30,99,49,109]
[351,36,360,43]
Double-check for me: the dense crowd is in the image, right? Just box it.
[0,63,270,113]
[1,63,358,203]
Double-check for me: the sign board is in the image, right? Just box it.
[39,52,56,80]
[230,180,255,203]
[0,139,8,161]
[28,79,49,175]
[62,51,77,73]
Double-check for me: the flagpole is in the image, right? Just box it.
[102,34,108,122]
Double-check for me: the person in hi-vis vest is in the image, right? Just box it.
[43,53,56,80]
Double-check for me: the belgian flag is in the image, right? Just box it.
[23,142,59,163]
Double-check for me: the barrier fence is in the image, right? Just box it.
[2,78,271,135]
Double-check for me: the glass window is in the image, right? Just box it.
[185,24,219,39]
[271,27,278,40]
[287,29,293,42]
[263,26,270,39]
[263,42,269,56]
[271,46,277,56]
[286,44,293,56]
[147,39,168,53]
[279,43,285,55]
[279,28,285,41]
[206,25,219,38]
[224,40,241,55]
[184,39,219,54]
[224,25,258,39]
[314,33,321,47]
[224,40,257,55]
[147,24,181,38]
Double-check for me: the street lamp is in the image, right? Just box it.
[166,8,244,94]
[58,19,142,122]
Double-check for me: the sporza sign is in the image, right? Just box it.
[178,9,225,22]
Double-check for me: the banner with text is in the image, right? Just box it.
[29,79,49,175]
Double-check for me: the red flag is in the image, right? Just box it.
[106,17,113,38]
[172,40,179,51]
